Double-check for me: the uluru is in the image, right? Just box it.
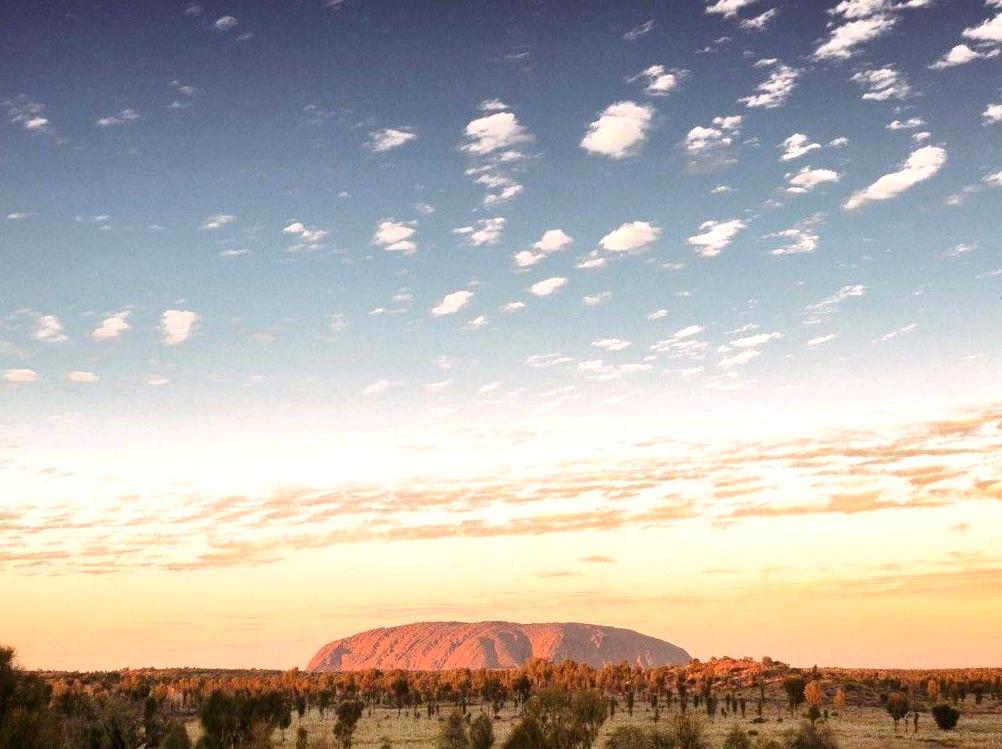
[307,621,691,671]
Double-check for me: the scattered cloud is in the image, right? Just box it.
[34,314,67,343]
[454,217,505,246]
[4,368,39,384]
[200,213,235,230]
[372,219,417,254]
[599,221,661,252]
[66,371,99,384]
[984,103,1002,125]
[530,277,568,297]
[851,66,911,101]
[628,65,685,96]
[95,108,139,127]
[684,115,742,168]
[92,312,131,340]
[159,309,200,345]
[930,44,999,69]
[687,219,746,257]
[740,8,777,30]
[213,15,239,32]
[786,166,840,194]
[580,101,655,158]
[844,146,946,209]
[740,64,799,109]
[623,19,654,41]
[780,133,821,161]
[432,290,473,316]
[814,16,896,60]
[366,127,417,152]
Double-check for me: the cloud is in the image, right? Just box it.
[200,213,235,230]
[984,170,1002,187]
[687,219,746,257]
[844,146,946,209]
[886,117,924,130]
[684,115,742,167]
[769,225,820,255]
[530,277,567,297]
[623,19,654,41]
[362,379,401,396]
[454,217,505,246]
[740,64,799,109]
[780,133,821,161]
[580,554,616,564]
[366,127,417,152]
[628,65,685,96]
[282,220,329,251]
[92,312,131,340]
[930,44,999,69]
[4,367,41,385]
[460,103,533,205]
[5,96,51,133]
[706,0,760,18]
[213,15,239,31]
[514,229,573,267]
[432,290,473,316]
[460,108,532,156]
[159,309,200,345]
[875,323,918,342]
[814,16,897,60]
[805,285,866,318]
[808,334,837,348]
[718,349,761,368]
[592,338,631,352]
[962,9,1002,44]
[851,66,911,100]
[599,221,661,252]
[731,331,782,348]
[740,8,777,30]
[984,103,1002,125]
[66,371,99,384]
[583,292,611,307]
[372,219,417,254]
[34,314,67,343]
[786,166,840,194]
[501,302,526,314]
[580,101,655,158]
[95,108,140,127]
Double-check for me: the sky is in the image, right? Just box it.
[1,0,1002,671]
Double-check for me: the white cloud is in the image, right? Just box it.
[283,220,329,251]
[718,349,761,368]
[95,108,139,127]
[160,309,200,345]
[786,166,840,194]
[200,213,235,230]
[4,368,39,384]
[740,8,777,30]
[92,311,131,340]
[580,101,655,158]
[706,0,760,18]
[362,379,400,396]
[687,218,746,257]
[984,170,1002,187]
[460,110,532,156]
[464,315,488,331]
[372,219,417,254]
[844,145,946,209]
[647,309,668,321]
[592,338,631,351]
[147,374,169,386]
[213,15,238,31]
[876,322,918,342]
[66,371,99,383]
[623,19,654,41]
[984,103,1002,125]
[432,290,473,316]
[770,226,820,255]
[599,221,661,252]
[530,277,567,297]
[814,16,896,60]
[454,217,505,247]
[963,10,1002,44]
[730,331,781,348]
[685,115,742,166]
[805,284,867,318]
[886,117,924,130]
[6,96,51,133]
[501,302,526,314]
[740,65,799,109]
[780,133,821,161]
[534,229,573,253]
[583,292,611,307]
[366,127,417,152]
[629,65,684,96]
[34,314,67,343]
[851,66,911,101]
[930,44,999,69]
[808,334,836,348]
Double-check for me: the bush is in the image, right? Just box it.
[667,713,707,749]
[723,724,752,749]
[469,714,494,749]
[603,725,674,749]
[931,704,959,730]
[782,721,838,749]
[160,722,193,749]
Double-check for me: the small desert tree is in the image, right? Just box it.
[927,680,940,702]
[886,692,909,733]
[469,714,494,749]
[333,700,364,749]
[667,712,707,749]
[783,676,807,716]
[783,721,838,749]
[832,688,845,715]
[438,711,469,749]
[159,722,193,749]
[931,704,959,731]
[804,682,823,724]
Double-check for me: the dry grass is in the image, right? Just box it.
[185,700,1002,749]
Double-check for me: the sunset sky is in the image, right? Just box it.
[2,0,1002,672]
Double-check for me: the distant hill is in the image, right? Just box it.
[307,621,691,671]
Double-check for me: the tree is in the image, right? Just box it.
[469,714,494,749]
[438,712,469,749]
[666,713,707,749]
[832,689,845,715]
[0,647,62,749]
[333,700,364,749]
[783,676,807,716]
[722,724,751,749]
[886,692,909,733]
[931,704,959,730]
[160,722,193,749]
[927,680,940,702]
[783,721,838,749]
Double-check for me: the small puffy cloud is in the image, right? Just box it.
[808,334,836,348]
[705,0,760,18]
[886,117,924,130]
[599,221,661,252]
[592,338,631,351]
[4,368,39,384]
[930,44,999,69]
[454,217,505,246]
[962,10,1002,44]
[740,65,800,109]
[805,284,866,318]
[740,8,777,30]
[718,349,760,368]
[647,309,668,321]
[6,96,51,132]
[844,145,946,209]
[623,19,654,41]
[786,166,840,194]
[530,277,567,297]
[814,16,896,60]
[66,371,99,384]
[780,133,821,161]
[580,101,655,158]
[629,65,685,96]
[516,229,573,267]
[372,219,417,254]
[460,110,533,156]
[283,220,329,251]
[769,225,820,255]
[984,170,1002,187]
[95,108,139,127]
[34,314,67,343]
[147,374,170,386]
[583,292,611,307]
[984,103,1002,125]
[213,15,239,31]
[160,309,200,345]
[92,311,131,340]
[501,302,526,314]
[684,115,742,166]
[464,315,488,331]
[200,213,235,230]
[851,66,910,101]
[829,136,849,147]
[432,290,473,316]
[366,127,417,152]
[687,218,745,257]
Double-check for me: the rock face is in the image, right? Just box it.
[307,621,691,672]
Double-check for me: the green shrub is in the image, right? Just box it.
[931,704,959,730]
[782,721,838,749]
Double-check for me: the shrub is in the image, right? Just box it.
[438,711,469,749]
[160,722,193,749]
[931,704,959,730]
[723,724,752,749]
[667,713,707,749]
[783,721,838,749]
[469,714,494,749]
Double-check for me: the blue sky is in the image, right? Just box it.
[2,0,1002,669]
